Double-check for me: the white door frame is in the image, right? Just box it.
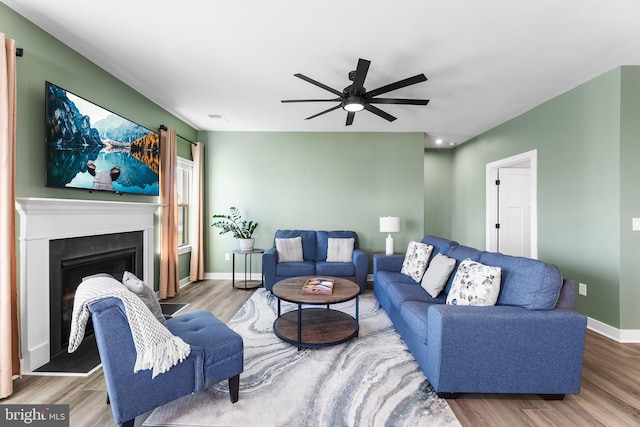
[485,150,538,259]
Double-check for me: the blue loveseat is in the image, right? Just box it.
[374,235,587,398]
[262,230,369,292]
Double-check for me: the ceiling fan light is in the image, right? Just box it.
[343,96,365,112]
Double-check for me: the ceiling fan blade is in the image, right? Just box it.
[294,74,343,96]
[368,98,430,105]
[281,98,342,103]
[366,74,428,98]
[350,58,371,93]
[364,104,397,122]
[305,104,342,120]
[345,111,355,126]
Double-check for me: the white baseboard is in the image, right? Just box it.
[587,317,640,343]
[206,273,376,283]
[204,272,262,281]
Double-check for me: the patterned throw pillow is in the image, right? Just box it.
[446,258,502,306]
[275,236,304,263]
[400,241,434,282]
[326,237,355,262]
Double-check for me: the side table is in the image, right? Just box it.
[232,248,264,290]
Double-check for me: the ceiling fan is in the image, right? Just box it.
[281,58,429,126]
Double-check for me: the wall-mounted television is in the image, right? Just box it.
[45,81,160,195]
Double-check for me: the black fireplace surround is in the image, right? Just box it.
[49,231,144,357]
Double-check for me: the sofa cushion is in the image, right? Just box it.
[275,237,304,262]
[274,230,317,261]
[479,251,563,310]
[399,301,432,345]
[443,245,483,294]
[316,261,356,277]
[401,241,434,282]
[421,253,456,298]
[446,259,502,306]
[121,271,166,325]
[316,231,358,262]
[326,237,354,262]
[378,271,446,308]
[276,261,315,277]
[166,310,243,382]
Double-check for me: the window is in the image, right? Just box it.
[177,157,194,251]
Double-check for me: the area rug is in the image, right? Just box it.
[144,289,460,427]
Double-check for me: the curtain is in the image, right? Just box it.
[0,33,20,398]
[189,142,205,281]
[159,126,179,299]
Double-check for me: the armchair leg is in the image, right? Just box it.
[229,374,240,403]
[121,419,134,427]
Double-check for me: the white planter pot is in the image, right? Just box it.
[239,238,255,251]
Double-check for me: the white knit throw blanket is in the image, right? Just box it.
[68,276,191,378]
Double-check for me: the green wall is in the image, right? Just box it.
[199,131,425,274]
[424,149,452,238]
[619,67,640,330]
[2,3,197,287]
[438,67,638,329]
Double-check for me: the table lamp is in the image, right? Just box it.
[379,216,400,255]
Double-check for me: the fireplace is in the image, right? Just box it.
[15,198,160,372]
[49,231,143,357]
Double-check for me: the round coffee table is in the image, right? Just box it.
[272,276,360,350]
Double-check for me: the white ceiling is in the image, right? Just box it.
[4,0,640,148]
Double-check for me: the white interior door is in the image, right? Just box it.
[485,150,537,259]
[497,168,531,257]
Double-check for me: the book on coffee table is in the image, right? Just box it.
[301,277,334,294]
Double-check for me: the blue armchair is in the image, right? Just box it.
[88,297,244,427]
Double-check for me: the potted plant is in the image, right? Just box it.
[212,206,259,250]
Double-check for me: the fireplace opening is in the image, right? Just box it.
[49,231,144,358]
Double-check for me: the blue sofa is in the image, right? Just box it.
[374,235,587,398]
[262,230,369,292]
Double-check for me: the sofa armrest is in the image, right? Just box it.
[352,248,369,291]
[373,254,405,274]
[262,247,278,291]
[425,304,587,395]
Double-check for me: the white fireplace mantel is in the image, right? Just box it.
[15,197,161,373]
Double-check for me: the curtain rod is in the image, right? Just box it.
[159,125,196,145]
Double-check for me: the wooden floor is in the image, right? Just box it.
[3,280,640,427]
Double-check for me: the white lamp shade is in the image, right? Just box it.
[379,216,400,233]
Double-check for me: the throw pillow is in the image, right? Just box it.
[421,253,456,298]
[275,236,304,263]
[326,237,355,262]
[122,271,166,324]
[446,259,502,306]
[400,241,434,282]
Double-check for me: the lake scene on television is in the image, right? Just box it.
[45,82,159,195]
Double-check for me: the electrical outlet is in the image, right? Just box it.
[633,218,640,231]
[225,253,231,261]
[579,282,587,296]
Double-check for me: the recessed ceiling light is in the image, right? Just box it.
[448,142,456,146]
[435,139,443,145]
